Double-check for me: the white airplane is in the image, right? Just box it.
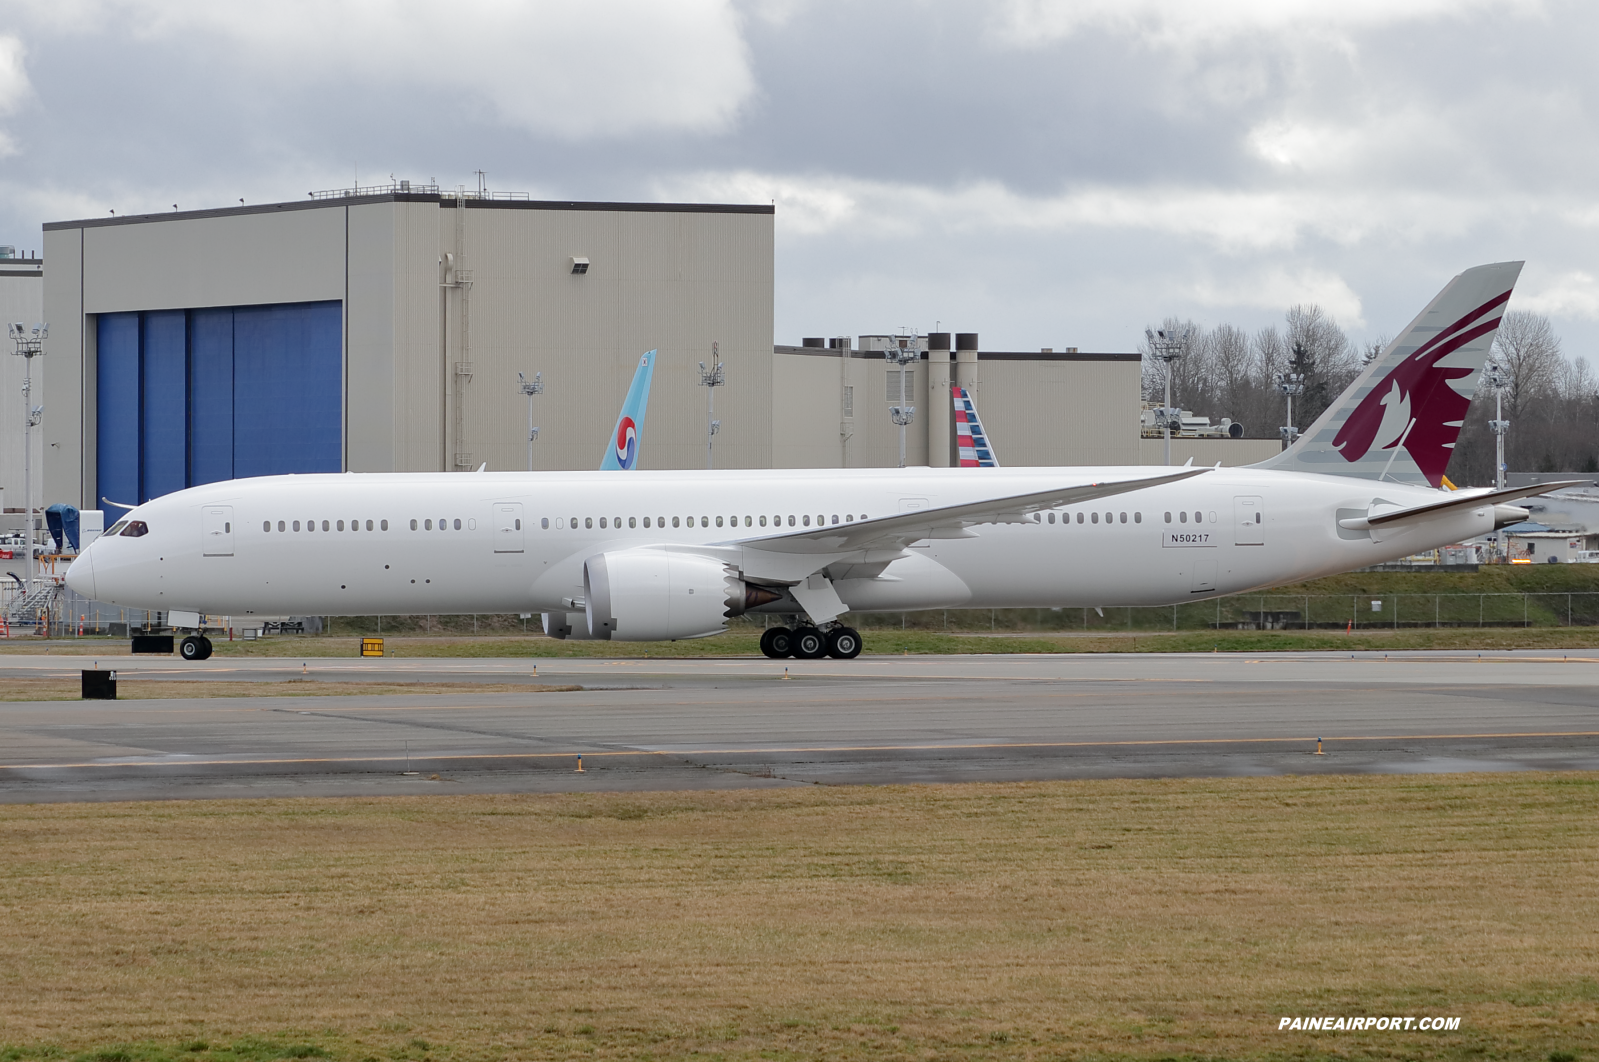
[68,262,1575,662]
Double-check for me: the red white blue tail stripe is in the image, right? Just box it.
[953,386,999,467]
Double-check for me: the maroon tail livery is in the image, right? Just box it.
[1254,262,1522,487]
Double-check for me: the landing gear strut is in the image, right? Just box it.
[179,635,213,661]
[759,625,862,659]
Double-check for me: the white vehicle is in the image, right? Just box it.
[67,262,1577,661]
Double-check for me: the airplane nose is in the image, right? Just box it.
[65,548,96,599]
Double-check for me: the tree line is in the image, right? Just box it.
[1141,306,1599,485]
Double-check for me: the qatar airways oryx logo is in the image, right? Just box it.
[614,416,639,469]
[1331,290,1511,487]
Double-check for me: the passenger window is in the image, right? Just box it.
[410,519,417,530]
[642,517,650,528]
[1134,512,1142,524]
[716,516,724,527]
[600,517,608,529]
[831,515,838,525]
[337,520,345,531]
[295,521,302,531]
[1047,513,1055,524]
[629,517,636,528]
[570,516,577,528]
[514,519,521,530]
[425,519,433,530]
[225,522,231,532]
[322,520,330,531]
[701,516,709,527]
[759,515,767,527]
[120,521,149,537]
[1105,512,1112,523]
[1164,512,1172,523]
[672,516,680,528]
[803,515,811,527]
[380,519,388,531]
[366,520,373,531]
[788,516,795,527]
[845,514,853,522]
[1076,513,1084,524]
[745,516,752,527]
[1119,512,1127,523]
[263,521,271,532]
[455,518,463,530]
[1209,511,1218,524]
[585,517,593,529]
[1092,512,1099,524]
[1194,511,1202,523]
[1256,512,1262,524]
[541,518,549,529]
[1180,512,1187,523]
[613,517,620,528]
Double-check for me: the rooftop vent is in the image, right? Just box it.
[570,256,589,275]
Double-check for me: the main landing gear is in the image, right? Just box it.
[760,624,862,660]
[179,634,214,661]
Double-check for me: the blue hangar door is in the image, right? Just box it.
[96,301,342,506]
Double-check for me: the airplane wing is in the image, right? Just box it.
[731,467,1210,556]
[1338,480,1588,530]
[599,349,656,471]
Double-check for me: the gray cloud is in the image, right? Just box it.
[1,0,1594,354]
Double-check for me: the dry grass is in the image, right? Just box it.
[1,776,1597,1061]
[0,680,581,702]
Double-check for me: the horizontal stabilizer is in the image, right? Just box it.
[1336,481,1586,530]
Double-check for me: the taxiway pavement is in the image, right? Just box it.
[1,650,1595,801]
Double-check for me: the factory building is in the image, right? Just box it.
[28,186,1271,518]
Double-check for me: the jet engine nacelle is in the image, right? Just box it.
[582,548,779,641]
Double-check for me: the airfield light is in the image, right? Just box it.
[1146,327,1190,465]
[10,323,47,597]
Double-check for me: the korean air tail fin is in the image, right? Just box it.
[953,386,1000,467]
[1252,261,1523,487]
[600,349,656,471]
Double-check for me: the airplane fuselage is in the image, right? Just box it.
[71,466,1492,620]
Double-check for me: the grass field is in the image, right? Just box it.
[1,775,1596,1061]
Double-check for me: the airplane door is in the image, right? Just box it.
[494,503,525,553]
[1234,496,1264,545]
[203,506,234,557]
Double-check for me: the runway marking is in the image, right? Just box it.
[5,731,1599,772]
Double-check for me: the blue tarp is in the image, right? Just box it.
[46,504,80,551]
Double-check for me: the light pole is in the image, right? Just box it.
[517,371,542,471]
[9,322,46,596]
[698,342,726,469]
[1145,328,1188,465]
[886,337,917,469]
[1484,362,1509,490]
[1275,371,1305,450]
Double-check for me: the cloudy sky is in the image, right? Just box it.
[1,0,1595,354]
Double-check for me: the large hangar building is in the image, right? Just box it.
[33,185,1271,516]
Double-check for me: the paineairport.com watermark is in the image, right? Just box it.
[1279,1016,1461,1032]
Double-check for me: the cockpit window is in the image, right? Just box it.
[119,520,149,538]
[105,520,128,536]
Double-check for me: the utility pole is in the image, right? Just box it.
[1484,362,1509,490]
[1275,371,1305,450]
[9,322,46,596]
[698,342,725,469]
[517,371,542,471]
[887,336,917,468]
[1145,328,1188,465]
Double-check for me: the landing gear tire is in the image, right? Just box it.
[792,626,827,659]
[179,635,213,661]
[760,627,795,659]
[825,627,862,659]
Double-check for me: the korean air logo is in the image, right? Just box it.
[615,416,639,469]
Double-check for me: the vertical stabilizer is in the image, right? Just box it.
[600,349,656,471]
[952,386,1000,467]
[1252,262,1522,486]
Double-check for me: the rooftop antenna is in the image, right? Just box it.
[475,169,487,196]
[517,371,543,471]
[1145,327,1190,465]
[10,322,47,597]
[698,342,726,469]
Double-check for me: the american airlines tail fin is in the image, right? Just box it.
[1252,261,1523,487]
[953,386,1000,467]
[599,349,656,471]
